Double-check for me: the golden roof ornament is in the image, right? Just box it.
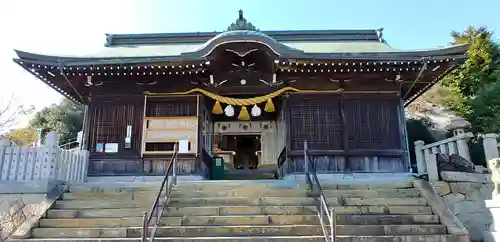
[226,10,258,31]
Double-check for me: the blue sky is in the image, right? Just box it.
[130,0,499,49]
[0,0,498,128]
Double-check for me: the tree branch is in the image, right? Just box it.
[0,93,34,132]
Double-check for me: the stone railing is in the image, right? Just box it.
[0,131,88,183]
[482,133,500,164]
[414,118,473,181]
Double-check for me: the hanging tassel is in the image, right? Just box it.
[264,99,275,112]
[238,106,250,121]
[212,100,223,114]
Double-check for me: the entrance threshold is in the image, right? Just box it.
[222,169,277,180]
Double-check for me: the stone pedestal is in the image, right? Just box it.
[484,200,500,242]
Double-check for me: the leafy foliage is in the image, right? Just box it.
[29,99,84,143]
[439,26,500,134]
[4,126,37,146]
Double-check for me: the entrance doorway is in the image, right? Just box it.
[234,135,260,170]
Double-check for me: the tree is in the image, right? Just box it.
[4,126,37,146]
[0,93,34,133]
[438,26,500,134]
[29,99,84,143]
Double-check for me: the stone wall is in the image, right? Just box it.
[0,194,44,241]
[0,181,65,241]
[433,171,493,241]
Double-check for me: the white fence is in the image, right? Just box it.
[414,119,475,181]
[0,131,88,183]
[414,118,500,181]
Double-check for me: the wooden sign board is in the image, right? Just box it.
[142,116,198,155]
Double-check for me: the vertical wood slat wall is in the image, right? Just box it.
[286,93,405,173]
[344,98,401,150]
[87,99,144,156]
[86,96,199,175]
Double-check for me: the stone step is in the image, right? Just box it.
[168,197,427,207]
[54,196,426,208]
[68,180,415,194]
[31,224,446,238]
[62,188,423,201]
[174,180,413,189]
[46,205,433,218]
[38,214,440,228]
[168,197,333,206]
[62,189,307,200]
[322,189,421,198]
[340,197,427,206]
[321,180,415,190]
[170,180,415,191]
[52,200,141,209]
[9,234,468,242]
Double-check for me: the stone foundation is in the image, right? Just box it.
[433,171,493,241]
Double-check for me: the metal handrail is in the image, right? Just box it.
[304,141,336,242]
[59,137,79,150]
[276,146,287,178]
[141,143,179,242]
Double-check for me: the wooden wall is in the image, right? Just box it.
[86,95,201,175]
[83,91,407,175]
[283,93,407,173]
[198,97,213,178]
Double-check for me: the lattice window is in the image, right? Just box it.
[89,103,143,153]
[147,97,197,117]
[288,96,342,150]
[344,99,401,149]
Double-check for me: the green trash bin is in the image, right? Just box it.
[211,156,225,180]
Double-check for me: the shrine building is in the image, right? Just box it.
[13,10,468,178]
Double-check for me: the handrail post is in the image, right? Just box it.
[304,141,309,174]
[330,208,336,242]
[141,212,147,242]
[145,144,179,242]
[173,143,178,185]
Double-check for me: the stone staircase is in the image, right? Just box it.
[10,180,467,241]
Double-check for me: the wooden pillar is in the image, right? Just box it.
[339,93,349,173]
[196,94,202,155]
[81,104,90,150]
[397,97,411,172]
[283,95,292,174]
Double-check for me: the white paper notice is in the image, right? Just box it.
[104,143,119,153]
[179,139,189,153]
